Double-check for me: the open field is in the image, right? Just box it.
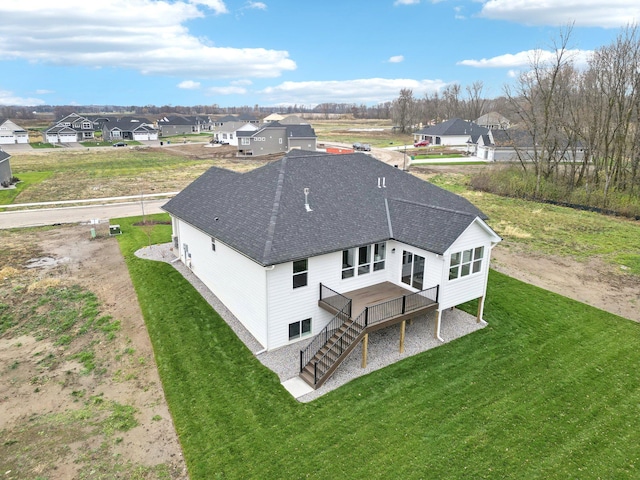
[312,118,414,147]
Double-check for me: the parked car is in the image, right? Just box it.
[414,139,430,147]
[353,142,371,152]
[113,142,127,147]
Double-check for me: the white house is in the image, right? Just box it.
[0,119,29,144]
[163,151,501,388]
[414,118,490,147]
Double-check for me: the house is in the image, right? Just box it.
[262,113,286,123]
[45,113,98,143]
[211,115,259,145]
[476,112,511,130]
[413,118,490,147]
[237,122,317,156]
[0,119,29,144]
[490,129,586,163]
[163,151,501,388]
[0,148,12,186]
[103,121,159,142]
[157,115,211,136]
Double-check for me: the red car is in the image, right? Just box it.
[414,139,430,147]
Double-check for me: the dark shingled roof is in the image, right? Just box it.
[415,118,489,142]
[0,149,10,162]
[163,152,488,265]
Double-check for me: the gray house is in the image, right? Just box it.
[163,151,501,388]
[157,115,211,136]
[103,121,159,142]
[237,122,317,156]
[0,148,13,187]
[45,113,98,143]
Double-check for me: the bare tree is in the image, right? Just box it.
[392,88,417,133]
[464,81,486,121]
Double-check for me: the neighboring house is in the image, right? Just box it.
[262,113,286,123]
[476,112,511,130]
[490,129,586,163]
[157,115,211,136]
[237,122,317,156]
[413,118,489,147]
[163,151,501,388]
[103,121,159,142]
[0,148,12,186]
[0,119,29,144]
[45,113,98,143]
[212,115,259,145]
[278,115,307,125]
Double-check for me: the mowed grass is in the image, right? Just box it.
[0,171,54,205]
[118,214,640,479]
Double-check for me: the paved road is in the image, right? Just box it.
[0,199,168,229]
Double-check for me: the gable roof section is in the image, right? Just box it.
[163,152,489,266]
[0,149,10,162]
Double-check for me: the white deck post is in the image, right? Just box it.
[434,309,444,342]
[477,296,485,323]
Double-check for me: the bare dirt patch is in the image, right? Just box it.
[0,224,187,479]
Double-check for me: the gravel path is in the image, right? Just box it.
[136,243,486,402]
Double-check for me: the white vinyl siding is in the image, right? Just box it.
[173,219,268,348]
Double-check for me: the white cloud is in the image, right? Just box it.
[388,55,405,63]
[208,86,248,95]
[247,1,267,10]
[394,0,420,5]
[479,0,640,28]
[261,78,447,105]
[458,49,593,69]
[231,79,253,86]
[35,89,54,95]
[189,0,228,14]
[178,80,201,89]
[0,89,45,106]
[0,1,295,79]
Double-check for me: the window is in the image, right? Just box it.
[241,138,250,145]
[401,251,425,290]
[358,245,371,275]
[449,246,484,280]
[211,237,216,251]
[289,318,311,341]
[342,242,385,279]
[342,248,355,279]
[82,121,91,129]
[279,138,283,144]
[373,242,386,271]
[293,259,308,289]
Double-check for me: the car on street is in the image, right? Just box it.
[113,142,128,147]
[353,142,371,151]
[414,139,430,147]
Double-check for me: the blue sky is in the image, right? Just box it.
[0,1,637,107]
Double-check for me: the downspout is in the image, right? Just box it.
[263,264,275,352]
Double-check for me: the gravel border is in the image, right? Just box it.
[136,243,486,402]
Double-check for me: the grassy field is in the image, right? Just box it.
[312,119,413,147]
[118,214,640,479]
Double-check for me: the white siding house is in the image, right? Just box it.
[163,151,501,388]
[0,119,28,144]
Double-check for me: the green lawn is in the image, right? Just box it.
[117,214,640,479]
[0,171,54,205]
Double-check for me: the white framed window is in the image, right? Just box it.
[241,138,250,145]
[358,245,371,275]
[82,121,91,129]
[342,248,355,279]
[449,246,484,280]
[342,242,386,279]
[211,237,216,252]
[373,242,386,271]
[293,259,308,289]
[289,318,311,341]
[279,138,283,144]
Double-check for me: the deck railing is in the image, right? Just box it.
[299,283,353,372]
[302,283,439,386]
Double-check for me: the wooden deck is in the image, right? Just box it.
[341,281,415,317]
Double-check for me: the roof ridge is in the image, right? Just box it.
[389,197,477,218]
[262,157,288,262]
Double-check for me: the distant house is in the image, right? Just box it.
[212,115,259,145]
[413,118,489,147]
[476,112,511,130]
[0,148,12,186]
[45,113,98,143]
[262,113,286,123]
[103,121,159,142]
[490,129,586,163]
[237,122,317,156]
[0,119,29,144]
[157,115,211,136]
[162,151,501,388]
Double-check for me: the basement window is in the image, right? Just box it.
[289,318,311,341]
